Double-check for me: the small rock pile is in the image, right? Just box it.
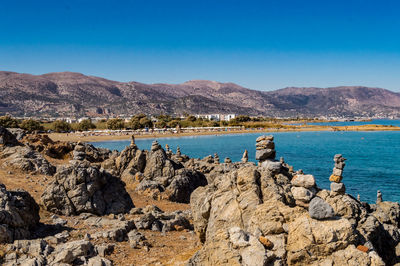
[291,174,316,207]
[329,154,346,194]
[255,135,276,162]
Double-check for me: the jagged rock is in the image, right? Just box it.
[1,145,55,175]
[1,239,51,266]
[0,184,40,243]
[188,136,398,265]
[286,215,355,263]
[41,162,134,216]
[0,126,19,146]
[6,128,26,141]
[308,197,334,220]
[164,170,207,203]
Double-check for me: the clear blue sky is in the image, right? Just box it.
[1,0,400,91]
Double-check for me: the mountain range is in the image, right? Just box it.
[1,71,400,118]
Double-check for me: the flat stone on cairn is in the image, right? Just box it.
[255,135,276,161]
[329,154,346,194]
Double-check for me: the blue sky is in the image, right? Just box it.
[1,0,400,91]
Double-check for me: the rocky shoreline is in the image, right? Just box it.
[1,126,400,265]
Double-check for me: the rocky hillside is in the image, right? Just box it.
[1,71,400,118]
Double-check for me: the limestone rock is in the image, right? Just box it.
[330,182,346,194]
[0,126,19,146]
[1,145,55,175]
[0,184,40,243]
[286,215,355,264]
[308,197,334,220]
[291,186,315,203]
[41,162,134,216]
[291,174,316,188]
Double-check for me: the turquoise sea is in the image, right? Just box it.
[289,119,400,127]
[92,131,400,204]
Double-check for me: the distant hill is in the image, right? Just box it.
[1,71,400,118]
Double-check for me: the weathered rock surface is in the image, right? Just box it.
[0,126,19,146]
[188,137,400,265]
[1,145,56,175]
[308,196,335,220]
[107,140,207,203]
[0,184,40,243]
[41,162,134,216]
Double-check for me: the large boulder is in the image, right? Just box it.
[41,162,134,216]
[0,183,40,243]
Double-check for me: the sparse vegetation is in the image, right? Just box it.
[19,119,44,132]
[0,115,19,128]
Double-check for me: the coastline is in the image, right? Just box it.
[47,124,400,142]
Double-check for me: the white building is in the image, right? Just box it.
[195,114,236,121]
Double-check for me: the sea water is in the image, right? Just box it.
[91,131,400,204]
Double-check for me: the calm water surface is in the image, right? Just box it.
[290,119,400,127]
[92,131,400,204]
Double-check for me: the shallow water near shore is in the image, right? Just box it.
[91,131,400,204]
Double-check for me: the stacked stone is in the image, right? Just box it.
[329,154,346,194]
[290,174,316,207]
[241,150,248,163]
[151,140,161,152]
[72,141,85,161]
[214,153,220,164]
[255,135,275,162]
[224,157,232,163]
[175,146,183,162]
[165,144,172,158]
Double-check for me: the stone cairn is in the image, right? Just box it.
[165,144,172,158]
[176,146,183,162]
[72,141,85,161]
[214,153,220,164]
[255,135,276,162]
[329,154,346,194]
[241,150,248,163]
[377,190,382,204]
[224,157,232,163]
[151,140,161,152]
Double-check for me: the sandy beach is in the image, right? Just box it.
[47,124,400,142]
